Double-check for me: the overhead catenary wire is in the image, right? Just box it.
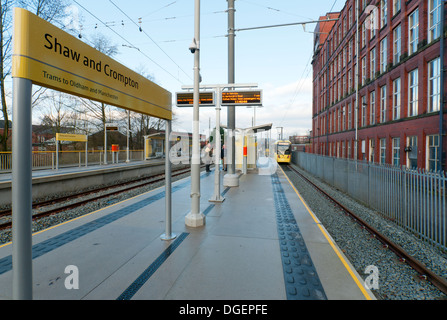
[71,0,184,84]
[108,0,192,81]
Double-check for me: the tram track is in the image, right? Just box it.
[0,165,199,232]
[284,164,447,297]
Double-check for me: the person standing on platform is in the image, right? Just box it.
[221,144,226,171]
[204,141,213,172]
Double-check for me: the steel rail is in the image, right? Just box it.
[0,166,199,231]
[0,165,194,218]
[285,164,447,296]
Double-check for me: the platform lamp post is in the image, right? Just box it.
[185,0,206,227]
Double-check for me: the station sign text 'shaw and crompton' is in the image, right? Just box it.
[12,8,172,120]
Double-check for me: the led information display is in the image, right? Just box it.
[176,92,215,106]
[221,90,262,106]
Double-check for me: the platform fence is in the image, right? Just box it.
[0,150,144,172]
[292,151,447,251]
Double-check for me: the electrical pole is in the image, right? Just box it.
[223,0,239,187]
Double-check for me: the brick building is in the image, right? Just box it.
[311,0,446,171]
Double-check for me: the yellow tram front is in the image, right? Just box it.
[275,140,292,163]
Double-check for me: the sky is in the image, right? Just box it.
[42,0,346,139]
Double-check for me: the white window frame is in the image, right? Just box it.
[381,0,388,29]
[362,56,367,85]
[380,85,387,123]
[380,37,387,73]
[428,57,441,112]
[408,9,419,55]
[426,134,440,171]
[428,0,441,43]
[370,47,376,79]
[380,138,386,164]
[348,102,352,129]
[392,137,400,167]
[393,24,401,65]
[393,78,401,120]
[393,0,401,16]
[370,90,376,125]
[408,68,418,117]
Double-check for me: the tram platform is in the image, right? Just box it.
[0,159,189,207]
[0,165,375,301]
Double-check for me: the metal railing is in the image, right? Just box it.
[293,151,447,251]
[0,150,145,172]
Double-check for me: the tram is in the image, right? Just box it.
[274,140,292,163]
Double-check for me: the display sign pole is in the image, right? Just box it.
[161,119,176,240]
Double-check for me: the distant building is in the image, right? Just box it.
[311,0,446,171]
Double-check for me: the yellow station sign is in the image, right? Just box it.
[56,133,87,142]
[12,8,172,120]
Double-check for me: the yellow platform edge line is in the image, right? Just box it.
[278,165,374,301]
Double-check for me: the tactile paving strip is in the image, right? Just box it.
[271,173,327,300]
[117,232,189,300]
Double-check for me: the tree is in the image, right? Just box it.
[0,0,13,151]
[0,0,74,151]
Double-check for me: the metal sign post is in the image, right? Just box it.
[12,77,33,300]
[161,119,176,240]
[11,8,173,299]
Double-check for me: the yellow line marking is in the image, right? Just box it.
[279,165,374,300]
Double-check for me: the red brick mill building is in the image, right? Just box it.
[311,0,446,171]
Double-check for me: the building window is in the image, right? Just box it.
[428,0,441,43]
[380,85,387,123]
[370,90,376,125]
[392,137,400,167]
[393,25,401,65]
[428,57,440,112]
[370,139,375,163]
[407,136,418,169]
[370,8,377,39]
[408,9,419,55]
[348,39,352,62]
[393,78,401,120]
[380,37,387,73]
[347,140,351,159]
[337,108,341,131]
[348,68,352,91]
[381,0,388,28]
[393,0,401,16]
[380,138,386,164]
[362,21,366,48]
[348,102,352,129]
[427,135,440,171]
[349,7,353,28]
[362,56,366,85]
[342,106,346,131]
[408,68,418,117]
[362,96,367,127]
[370,47,376,79]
